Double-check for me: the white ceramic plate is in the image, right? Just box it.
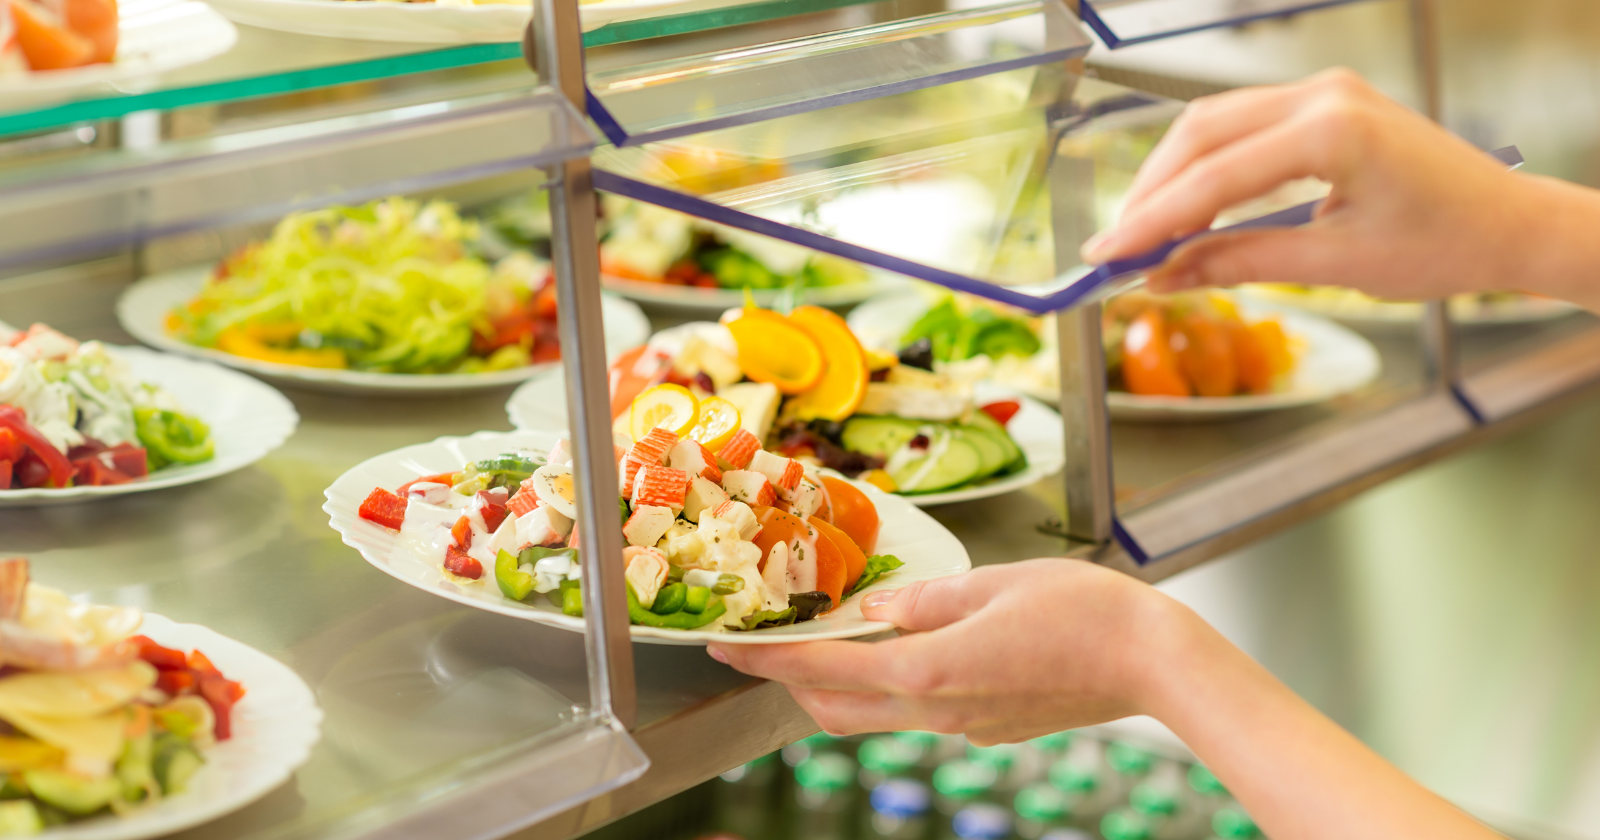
[202,0,693,43]
[847,289,1383,422]
[42,613,321,840]
[1235,285,1582,329]
[0,0,237,95]
[601,272,905,313]
[505,369,1065,506]
[117,266,651,396]
[0,345,298,507]
[324,430,971,645]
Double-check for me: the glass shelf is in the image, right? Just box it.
[1080,0,1372,49]
[586,0,1092,145]
[592,66,1182,314]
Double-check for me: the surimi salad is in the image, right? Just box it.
[356,393,900,632]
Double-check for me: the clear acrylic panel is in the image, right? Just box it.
[585,0,1093,146]
[592,66,1183,314]
[1080,0,1372,48]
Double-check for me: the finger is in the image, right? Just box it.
[1120,82,1308,215]
[708,638,904,692]
[787,687,929,736]
[1089,114,1348,262]
[1156,225,1352,290]
[859,572,1000,632]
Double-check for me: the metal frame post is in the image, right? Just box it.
[529,0,638,729]
[1408,0,1460,400]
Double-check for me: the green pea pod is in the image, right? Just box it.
[712,574,745,595]
[652,583,688,615]
[134,408,214,466]
[683,586,712,614]
[495,550,536,601]
[627,583,725,629]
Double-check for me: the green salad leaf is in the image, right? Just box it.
[847,555,905,598]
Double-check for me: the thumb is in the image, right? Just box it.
[859,573,994,632]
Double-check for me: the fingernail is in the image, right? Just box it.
[707,646,728,664]
[862,591,895,610]
[1081,230,1118,264]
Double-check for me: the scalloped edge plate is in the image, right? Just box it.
[117,267,650,396]
[41,614,321,840]
[201,0,695,43]
[0,345,298,507]
[0,0,237,96]
[323,429,971,645]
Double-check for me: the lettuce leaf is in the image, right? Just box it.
[846,555,904,598]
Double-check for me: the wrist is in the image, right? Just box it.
[1122,594,1234,723]
[1503,174,1600,309]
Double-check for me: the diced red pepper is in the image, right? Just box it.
[198,673,244,741]
[187,649,220,677]
[0,429,22,463]
[0,461,11,489]
[0,406,73,488]
[979,400,1022,426]
[72,458,133,486]
[130,635,189,670]
[396,472,457,496]
[109,444,148,478]
[156,669,196,696]
[444,544,482,579]
[475,490,509,533]
[358,488,408,531]
[450,516,473,549]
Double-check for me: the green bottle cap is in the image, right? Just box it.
[892,731,942,752]
[932,760,998,800]
[795,754,854,793]
[967,743,1021,772]
[1129,782,1178,817]
[1100,808,1152,840]
[860,736,922,775]
[1106,742,1155,776]
[1212,807,1259,838]
[1047,759,1098,795]
[1030,731,1075,752]
[1187,764,1226,797]
[1014,783,1072,823]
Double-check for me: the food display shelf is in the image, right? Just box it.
[1079,0,1373,49]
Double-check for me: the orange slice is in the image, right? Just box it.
[786,305,869,421]
[724,308,825,395]
[629,383,699,441]
[688,396,741,452]
[11,0,95,70]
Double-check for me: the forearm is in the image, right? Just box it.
[1510,174,1600,314]
[1141,605,1502,840]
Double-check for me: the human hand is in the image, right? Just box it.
[705,558,1204,745]
[1080,68,1559,300]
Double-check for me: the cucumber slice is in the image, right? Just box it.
[840,416,923,459]
[962,412,1023,467]
[891,436,985,493]
[955,428,1007,477]
[22,770,117,816]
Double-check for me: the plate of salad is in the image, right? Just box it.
[117,198,650,395]
[0,557,322,839]
[848,288,1382,421]
[505,306,1065,505]
[1235,285,1582,329]
[483,191,901,313]
[325,428,970,644]
[0,323,298,506]
[200,0,695,44]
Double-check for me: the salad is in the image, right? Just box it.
[0,323,214,490]
[0,557,243,834]
[1241,284,1571,323]
[356,412,899,631]
[166,197,563,375]
[1,0,117,75]
[887,292,1297,400]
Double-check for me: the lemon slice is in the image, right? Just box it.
[688,396,742,452]
[630,384,699,442]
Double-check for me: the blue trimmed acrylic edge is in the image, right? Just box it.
[1081,0,1372,49]
[1450,384,1487,426]
[1111,518,1150,564]
[587,44,1091,148]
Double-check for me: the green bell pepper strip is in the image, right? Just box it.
[683,586,712,614]
[561,584,583,617]
[627,583,725,629]
[133,409,214,467]
[495,550,536,601]
[652,583,688,615]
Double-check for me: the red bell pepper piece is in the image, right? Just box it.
[187,649,220,677]
[109,444,148,478]
[0,461,10,489]
[156,669,196,696]
[449,516,472,549]
[358,487,408,531]
[130,635,189,670]
[396,472,457,496]
[0,429,22,462]
[198,673,245,740]
[13,452,51,488]
[475,490,509,533]
[0,407,72,488]
[444,544,482,579]
[979,400,1022,426]
[72,458,133,486]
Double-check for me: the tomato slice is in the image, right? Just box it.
[979,400,1022,426]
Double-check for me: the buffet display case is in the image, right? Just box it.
[3,0,1600,838]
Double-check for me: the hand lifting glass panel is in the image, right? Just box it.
[585,0,1093,146]
[1080,0,1373,49]
[592,66,1183,314]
